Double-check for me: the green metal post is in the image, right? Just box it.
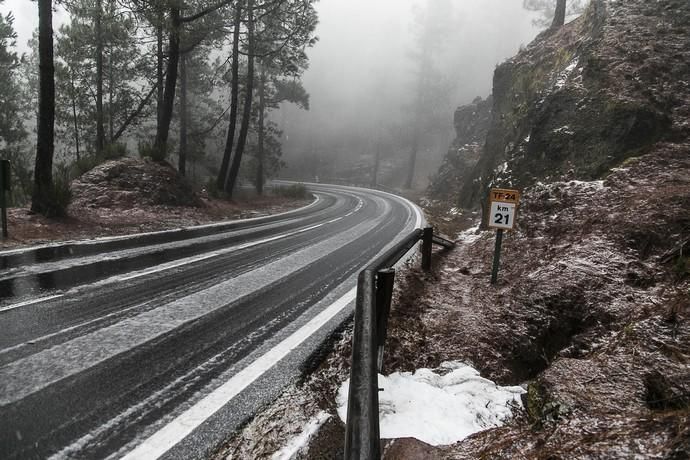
[490,229,504,284]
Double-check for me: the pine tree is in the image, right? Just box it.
[31,0,56,215]
[0,2,31,204]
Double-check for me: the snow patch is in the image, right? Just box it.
[554,58,580,90]
[456,225,482,244]
[270,412,330,460]
[553,126,575,135]
[565,179,606,190]
[336,362,525,446]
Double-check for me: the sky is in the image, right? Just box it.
[1,0,69,54]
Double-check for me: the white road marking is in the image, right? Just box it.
[2,185,414,459]
[0,195,364,313]
[0,294,64,313]
[120,190,417,460]
[120,287,357,460]
[0,213,385,406]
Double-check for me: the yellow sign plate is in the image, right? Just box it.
[489,188,520,205]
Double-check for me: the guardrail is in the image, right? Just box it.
[344,226,455,459]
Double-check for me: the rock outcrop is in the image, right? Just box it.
[450,0,690,210]
[70,157,201,209]
[427,96,492,202]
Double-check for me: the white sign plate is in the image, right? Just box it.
[488,201,516,230]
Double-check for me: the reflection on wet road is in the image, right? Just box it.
[0,184,421,460]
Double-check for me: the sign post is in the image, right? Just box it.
[488,188,520,284]
[1,160,10,239]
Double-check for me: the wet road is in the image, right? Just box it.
[0,184,421,459]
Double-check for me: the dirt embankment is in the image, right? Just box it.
[380,144,689,458]
[1,158,310,249]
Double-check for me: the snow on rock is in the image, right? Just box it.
[336,362,524,446]
[554,58,580,91]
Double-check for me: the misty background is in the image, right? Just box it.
[1,0,540,191]
[275,0,540,188]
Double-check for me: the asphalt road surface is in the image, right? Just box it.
[0,184,422,460]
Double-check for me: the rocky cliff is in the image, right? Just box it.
[428,96,492,202]
[450,0,689,209]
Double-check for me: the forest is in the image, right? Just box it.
[1,0,317,217]
[0,0,585,217]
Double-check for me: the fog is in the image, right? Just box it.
[0,0,541,191]
[278,0,540,189]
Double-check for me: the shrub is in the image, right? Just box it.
[138,141,167,162]
[103,143,127,160]
[48,163,72,217]
[273,183,309,199]
[205,176,223,199]
[73,154,103,177]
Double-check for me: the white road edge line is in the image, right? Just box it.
[121,188,416,459]
[120,287,357,460]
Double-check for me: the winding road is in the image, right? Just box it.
[0,184,422,460]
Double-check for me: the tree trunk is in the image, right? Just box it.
[108,45,114,143]
[256,66,265,195]
[178,53,187,176]
[371,139,380,188]
[156,10,164,130]
[70,71,80,161]
[405,135,418,189]
[552,0,566,28]
[32,0,55,215]
[217,2,242,191]
[95,0,105,155]
[154,6,181,160]
[225,0,254,197]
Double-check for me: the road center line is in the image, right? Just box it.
[0,294,65,313]
[1,196,365,314]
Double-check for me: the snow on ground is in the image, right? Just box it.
[456,225,482,243]
[270,412,330,460]
[336,361,525,446]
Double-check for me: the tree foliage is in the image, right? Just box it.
[0,3,31,204]
[9,0,318,215]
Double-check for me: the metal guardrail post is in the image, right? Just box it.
[345,269,381,460]
[375,269,395,373]
[421,226,433,271]
[345,227,452,459]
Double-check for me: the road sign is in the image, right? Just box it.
[488,187,520,284]
[488,188,520,230]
